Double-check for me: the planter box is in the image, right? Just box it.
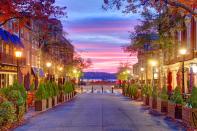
[59,93,64,103]
[157,98,168,113]
[52,96,58,107]
[47,97,52,109]
[35,99,46,111]
[168,102,182,119]
[182,107,197,128]
[143,96,149,106]
[150,97,157,109]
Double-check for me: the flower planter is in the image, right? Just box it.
[182,106,197,128]
[52,96,58,107]
[27,92,35,107]
[157,98,168,113]
[168,102,182,119]
[35,99,46,111]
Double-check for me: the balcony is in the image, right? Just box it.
[0,53,26,66]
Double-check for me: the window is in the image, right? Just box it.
[5,44,9,55]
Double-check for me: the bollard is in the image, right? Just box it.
[112,87,114,93]
[92,86,93,93]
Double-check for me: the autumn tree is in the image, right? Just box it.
[0,0,66,27]
[125,8,185,54]
[103,0,197,15]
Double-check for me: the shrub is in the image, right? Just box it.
[159,86,168,100]
[64,81,74,94]
[170,86,183,105]
[189,87,197,108]
[142,85,152,97]
[152,86,158,99]
[30,83,35,92]
[0,101,16,126]
[52,82,59,96]
[45,81,54,98]
[12,81,27,101]
[130,84,138,98]
[35,83,47,101]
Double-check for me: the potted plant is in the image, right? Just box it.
[150,86,158,109]
[182,87,197,128]
[157,86,168,113]
[52,82,59,107]
[168,86,183,119]
[27,83,35,108]
[142,85,152,106]
[35,83,47,111]
[58,84,64,103]
[45,82,53,109]
[130,84,138,100]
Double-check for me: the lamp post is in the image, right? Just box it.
[46,62,52,81]
[149,59,157,87]
[58,67,63,84]
[179,48,187,93]
[140,67,145,84]
[15,50,22,81]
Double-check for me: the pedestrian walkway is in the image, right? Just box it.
[15,93,186,131]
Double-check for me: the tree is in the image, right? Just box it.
[125,8,185,53]
[103,0,197,16]
[0,0,66,27]
[117,63,132,81]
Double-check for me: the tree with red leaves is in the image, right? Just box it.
[0,0,66,27]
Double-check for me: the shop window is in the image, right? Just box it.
[5,44,9,55]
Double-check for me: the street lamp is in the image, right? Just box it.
[15,50,22,81]
[149,59,158,87]
[46,62,52,81]
[179,48,187,93]
[140,67,144,83]
[59,67,63,71]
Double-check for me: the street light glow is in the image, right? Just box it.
[59,67,63,71]
[15,50,22,58]
[73,69,77,73]
[149,59,157,67]
[140,67,144,71]
[46,62,52,68]
[179,48,187,55]
[126,70,131,74]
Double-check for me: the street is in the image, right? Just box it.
[15,86,186,131]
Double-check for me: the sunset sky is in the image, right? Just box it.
[56,0,139,73]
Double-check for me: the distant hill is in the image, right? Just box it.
[82,72,117,80]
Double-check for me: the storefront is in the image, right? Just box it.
[31,67,45,89]
[0,65,17,88]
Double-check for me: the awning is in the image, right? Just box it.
[32,67,45,77]
[0,28,24,48]
[0,28,9,42]
[39,69,45,77]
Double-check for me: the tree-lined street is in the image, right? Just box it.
[15,86,185,131]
